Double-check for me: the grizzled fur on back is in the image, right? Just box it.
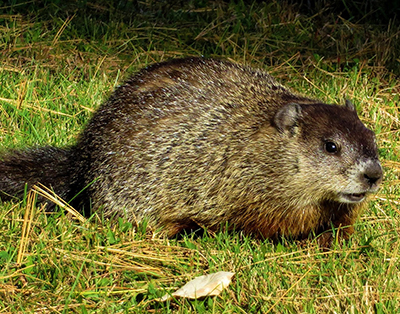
[0,58,382,247]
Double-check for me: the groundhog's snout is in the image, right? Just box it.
[363,160,383,191]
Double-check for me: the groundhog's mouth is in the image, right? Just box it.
[340,193,366,203]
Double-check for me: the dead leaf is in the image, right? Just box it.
[160,271,235,301]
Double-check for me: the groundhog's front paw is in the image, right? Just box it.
[316,226,354,249]
[316,232,334,249]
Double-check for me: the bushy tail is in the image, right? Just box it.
[0,146,73,204]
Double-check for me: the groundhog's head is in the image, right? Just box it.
[273,100,382,205]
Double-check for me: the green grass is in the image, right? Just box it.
[0,1,400,312]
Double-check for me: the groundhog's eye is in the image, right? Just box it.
[324,141,339,154]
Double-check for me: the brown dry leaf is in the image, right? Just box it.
[160,271,235,301]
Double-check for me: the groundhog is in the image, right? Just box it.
[0,57,382,247]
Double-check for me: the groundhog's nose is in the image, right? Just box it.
[363,161,383,188]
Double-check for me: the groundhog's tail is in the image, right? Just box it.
[0,147,73,205]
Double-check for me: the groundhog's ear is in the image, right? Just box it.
[345,99,355,111]
[273,103,301,135]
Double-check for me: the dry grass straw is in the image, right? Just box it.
[32,184,86,223]
[13,183,206,271]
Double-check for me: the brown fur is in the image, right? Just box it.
[0,58,382,247]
